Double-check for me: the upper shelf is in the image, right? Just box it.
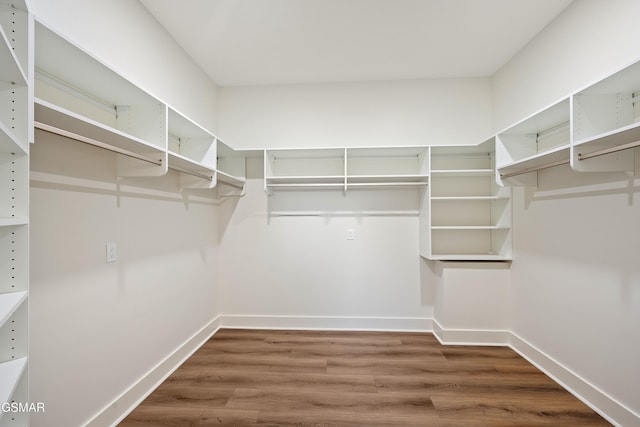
[571,60,640,173]
[0,290,27,329]
[496,98,570,185]
[264,147,429,193]
[216,139,246,194]
[0,357,27,424]
[167,107,216,187]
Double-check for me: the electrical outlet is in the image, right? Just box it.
[106,242,117,263]
[347,229,355,240]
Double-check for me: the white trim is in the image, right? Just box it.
[509,332,639,427]
[432,319,510,346]
[219,314,432,332]
[83,316,221,427]
[81,317,640,427]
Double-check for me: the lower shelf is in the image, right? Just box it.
[0,357,28,422]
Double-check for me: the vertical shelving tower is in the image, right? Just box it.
[423,140,512,260]
[0,1,31,425]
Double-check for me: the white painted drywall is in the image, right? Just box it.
[218,78,492,148]
[217,158,434,329]
[492,0,640,420]
[216,78,492,330]
[27,1,221,426]
[28,0,219,133]
[492,0,640,132]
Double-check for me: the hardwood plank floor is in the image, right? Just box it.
[119,329,610,426]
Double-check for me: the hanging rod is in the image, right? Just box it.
[35,121,162,166]
[577,139,640,161]
[217,177,245,189]
[34,121,214,182]
[171,165,213,182]
[500,158,570,179]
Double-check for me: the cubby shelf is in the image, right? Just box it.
[0,356,27,423]
[35,98,167,169]
[168,107,217,188]
[0,291,26,330]
[264,146,429,193]
[571,60,640,173]
[34,20,243,188]
[422,140,512,261]
[496,98,570,186]
[215,139,246,196]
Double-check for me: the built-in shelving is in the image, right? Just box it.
[34,21,169,177]
[422,141,512,261]
[0,1,30,420]
[264,148,346,192]
[216,140,246,196]
[167,107,216,188]
[346,146,428,189]
[571,60,640,172]
[496,98,570,186]
[264,146,429,193]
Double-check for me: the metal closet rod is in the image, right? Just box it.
[501,138,640,179]
[34,122,213,182]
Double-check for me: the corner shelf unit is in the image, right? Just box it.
[422,140,512,261]
[34,21,168,177]
[168,107,216,188]
[571,60,640,172]
[496,98,571,186]
[264,146,429,193]
[0,1,31,424]
[33,20,225,189]
[216,139,246,196]
[345,146,428,189]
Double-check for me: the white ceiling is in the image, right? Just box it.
[140,0,573,87]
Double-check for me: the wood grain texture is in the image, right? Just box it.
[119,329,610,426]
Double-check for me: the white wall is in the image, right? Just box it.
[218,78,492,148]
[217,79,491,330]
[492,0,640,423]
[217,158,435,330]
[27,1,221,425]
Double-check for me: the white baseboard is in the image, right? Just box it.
[83,315,638,427]
[432,321,638,427]
[219,314,433,332]
[509,333,639,427]
[432,319,510,346]
[84,316,221,427]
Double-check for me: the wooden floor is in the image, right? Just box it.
[120,329,610,426]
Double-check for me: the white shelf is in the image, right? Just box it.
[497,144,570,179]
[496,98,570,185]
[431,225,510,230]
[429,254,513,261]
[216,140,246,195]
[217,170,246,188]
[0,291,26,329]
[431,195,509,201]
[0,357,27,422]
[167,152,214,177]
[35,21,167,153]
[423,140,512,261]
[0,18,27,88]
[168,107,216,184]
[265,147,430,193]
[430,169,494,177]
[0,121,26,155]
[0,217,27,227]
[35,98,165,158]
